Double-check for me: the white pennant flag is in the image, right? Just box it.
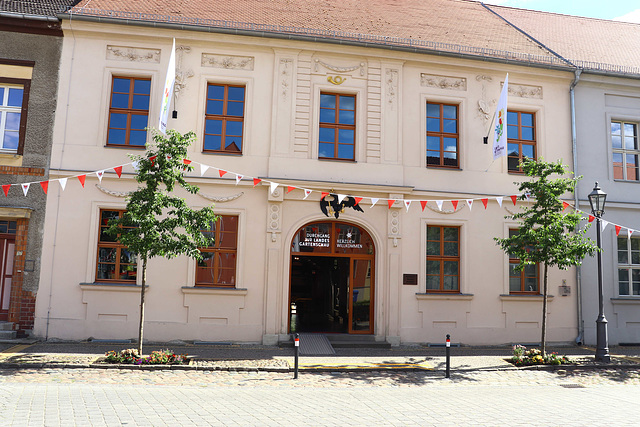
[303,189,312,200]
[601,220,609,232]
[496,196,503,207]
[59,178,67,191]
[492,73,509,160]
[235,174,243,185]
[524,192,531,201]
[337,194,347,203]
[21,183,29,196]
[404,200,411,212]
[200,164,209,176]
[158,38,176,134]
[132,161,140,171]
[370,198,379,208]
[628,229,634,239]
[436,200,443,211]
[466,199,473,211]
[269,182,279,194]
[96,170,104,182]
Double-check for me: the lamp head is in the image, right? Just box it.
[588,182,607,217]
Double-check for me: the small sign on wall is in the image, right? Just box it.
[403,274,418,285]
[559,285,571,296]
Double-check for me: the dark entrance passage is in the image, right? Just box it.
[289,221,375,334]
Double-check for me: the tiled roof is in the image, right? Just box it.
[0,0,80,17]
[68,0,563,66]
[487,5,640,74]
[66,0,640,74]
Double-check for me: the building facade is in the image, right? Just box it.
[0,1,77,337]
[32,0,640,346]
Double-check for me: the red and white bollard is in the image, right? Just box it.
[445,334,451,378]
[294,333,300,379]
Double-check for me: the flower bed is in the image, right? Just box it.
[104,349,189,365]
[508,345,571,367]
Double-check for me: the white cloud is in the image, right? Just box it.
[614,9,640,23]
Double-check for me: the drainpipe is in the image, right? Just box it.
[570,68,583,345]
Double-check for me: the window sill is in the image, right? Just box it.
[202,151,243,156]
[182,286,247,296]
[611,297,640,305]
[0,152,22,166]
[613,179,640,184]
[416,292,473,301]
[318,157,357,163]
[105,144,146,149]
[499,294,553,302]
[426,165,461,171]
[80,282,143,292]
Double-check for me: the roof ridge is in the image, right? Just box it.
[483,2,640,26]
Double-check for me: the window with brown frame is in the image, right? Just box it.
[426,102,459,168]
[508,229,539,293]
[507,111,536,172]
[0,78,30,155]
[426,225,460,292]
[203,84,245,154]
[196,215,238,287]
[106,76,150,147]
[96,209,137,283]
[319,92,356,161]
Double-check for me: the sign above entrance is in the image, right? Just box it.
[291,222,374,255]
[320,194,364,219]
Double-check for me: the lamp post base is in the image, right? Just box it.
[595,316,610,363]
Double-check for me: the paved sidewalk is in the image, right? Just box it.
[1,340,640,373]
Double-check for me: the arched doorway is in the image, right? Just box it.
[289,221,375,334]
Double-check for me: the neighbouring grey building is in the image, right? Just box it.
[0,0,79,337]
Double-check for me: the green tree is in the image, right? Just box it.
[107,130,218,355]
[495,159,598,356]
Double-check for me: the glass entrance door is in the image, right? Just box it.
[350,259,373,334]
[0,237,15,321]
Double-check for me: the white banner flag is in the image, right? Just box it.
[496,196,503,207]
[466,199,473,211]
[492,73,509,160]
[158,38,176,134]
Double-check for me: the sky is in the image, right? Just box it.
[481,0,640,23]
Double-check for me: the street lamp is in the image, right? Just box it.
[588,182,610,362]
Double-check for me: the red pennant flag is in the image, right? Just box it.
[321,192,329,200]
[387,199,396,209]
[113,166,123,178]
[354,197,363,205]
[253,178,262,187]
[481,198,488,209]
[510,195,517,206]
[78,175,86,188]
[615,225,622,236]
[287,186,295,193]
[219,169,227,177]
[183,159,192,165]
[149,155,157,166]
[2,185,9,197]
[420,200,428,211]
[562,201,570,211]
[588,215,595,223]
[451,200,459,210]
[40,181,49,194]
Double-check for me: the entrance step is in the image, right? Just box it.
[327,334,391,349]
[0,322,16,340]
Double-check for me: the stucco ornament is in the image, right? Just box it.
[279,58,292,98]
[386,69,398,108]
[174,46,194,99]
[197,192,244,203]
[476,75,496,123]
[201,53,255,70]
[314,59,366,76]
[327,75,347,85]
[106,46,160,63]
[95,185,132,198]
[508,83,543,99]
[420,73,467,90]
[425,201,465,214]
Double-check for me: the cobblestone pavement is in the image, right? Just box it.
[1,367,640,426]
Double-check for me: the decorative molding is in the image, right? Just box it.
[386,69,398,108]
[201,53,254,70]
[175,45,194,99]
[420,73,466,91]
[508,83,543,99]
[279,58,292,99]
[314,59,366,76]
[96,184,130,198]
[477,75,495,123]
[426,201,464,215]
[267,202,282,242]
[476,75,493,82]
[388,208,401,247]
[198,192,244,203]
[106,45,160,63]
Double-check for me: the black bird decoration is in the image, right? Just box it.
[320,194,364,218]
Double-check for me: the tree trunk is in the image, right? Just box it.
[138,257,147,356]
[541,263,548,357]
